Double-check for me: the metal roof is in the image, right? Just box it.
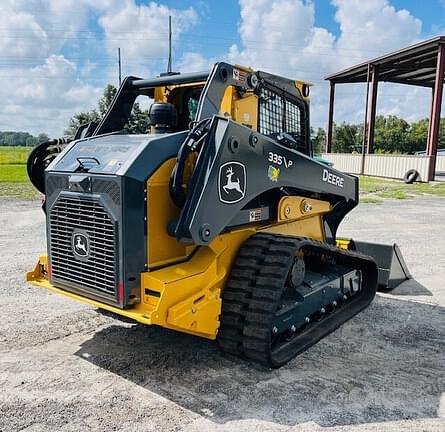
[325,36,445,87]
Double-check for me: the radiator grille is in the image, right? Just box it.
[46,175,68,198]
[49,195,117,297]
[92,179,120,205]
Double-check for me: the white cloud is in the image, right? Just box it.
[329,0,426,127]
[99,2,198,72]
[0,5,49,57]
[0,0,95,58]
[0,0,200,135]
[228,0,329,76]
[334,0,421,60]
[225,0,429,129]
[177,51,214,73]
[0,55,101,135]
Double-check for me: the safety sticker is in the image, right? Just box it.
[233,68,247,83]
[249,208,262,222]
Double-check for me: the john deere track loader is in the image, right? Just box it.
[26,63,410,367]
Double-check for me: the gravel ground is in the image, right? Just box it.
[0,197,444,432]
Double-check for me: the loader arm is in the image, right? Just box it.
[174,116,359,245]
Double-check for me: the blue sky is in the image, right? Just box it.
[77,0,445,79]
[316,0,445,36]
[1,0,445,135]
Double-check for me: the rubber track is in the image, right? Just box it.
[217,233,378,368]
[217,233,272,356]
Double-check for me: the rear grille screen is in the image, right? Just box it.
[49,195,117,297]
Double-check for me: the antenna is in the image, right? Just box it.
[118,47,122,86]
[167,15,172,74]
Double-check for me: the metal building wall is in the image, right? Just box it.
[321,153,435,181]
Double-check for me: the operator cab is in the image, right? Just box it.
[147,85,204,134]
[74,64,311,156]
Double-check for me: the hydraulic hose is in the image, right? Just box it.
[169,118,211,208]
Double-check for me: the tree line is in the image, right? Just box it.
[0,131,49,147]
[311,116,445,155]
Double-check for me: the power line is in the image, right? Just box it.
[0,27,404,56]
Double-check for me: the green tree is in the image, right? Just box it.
[439,118,445,149]
[373,115,410,153]
[65,110,101,136]
[25,136,37,146]
[311,127,326,154]
[37,133,49,144]
[65,83,150,136]
[98,84,117,116]
[332,122,363,153]
[407,118,428,153]
[125,101,151,134]
[0,131,39,146]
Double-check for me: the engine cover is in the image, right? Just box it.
[44,131,186,307]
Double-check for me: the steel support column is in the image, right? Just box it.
[426,87,434,154]
[326,81,335,153]
[360,64,371,176]
[366,66,379,154]
[427,43,445,181]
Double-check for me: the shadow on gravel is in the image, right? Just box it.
[76,295,445,428]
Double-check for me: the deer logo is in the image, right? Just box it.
[223,166,243,195]
[72,232,90,257]
[218,162,246,204]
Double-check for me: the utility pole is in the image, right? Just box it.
[167,15,172,73]
[118,47,122,86]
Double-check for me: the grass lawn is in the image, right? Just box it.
[0,146,32,164]
[0,146,40,199]
[0,164,28,182]
[359,176,445,203]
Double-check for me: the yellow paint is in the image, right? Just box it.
[153,82,207,103]
[141,229,254,338]
[232,92,258,130]
[28,195,331,340]
[277,196,331,222]
[219,86,258,130]
[220,86,234,117]
[146,158,196,267]
[233,64,254,73]
[263,217,325,242]
[294,79,313,102]
[336,238,351,250]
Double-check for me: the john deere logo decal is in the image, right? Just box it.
[72,231,90,258]
[268,165,280,182]
[218,161,246,204]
